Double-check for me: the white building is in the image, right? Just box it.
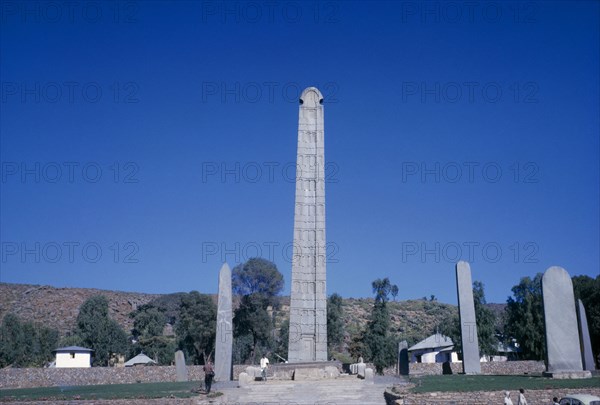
[408,333,459,363]
[53,346,93,368]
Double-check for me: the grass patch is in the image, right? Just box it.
[0,381,201,402]
[409,375,600,393]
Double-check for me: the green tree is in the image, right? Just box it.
[391,285,399,301]
[360,279,398,373]
[372,278,394,303]
[176,291,216,364]
[130,304,175,365]
[327,293,345,356]
[131,304,166,339]
[0,314,25,367]
[505,274,545,360]
[274,318,289,361]
[473,281,497,357]
[232,258,284,301]
[74,295,129,366]
[572,274,600,368]
[0,314,59,367]
[233,293,272,364]
[364,300,396,374]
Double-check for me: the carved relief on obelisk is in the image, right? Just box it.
[288,87,327,362]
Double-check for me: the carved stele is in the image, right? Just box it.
[288,87,327,363]
[214,262,232,381]
[455,261,481,374]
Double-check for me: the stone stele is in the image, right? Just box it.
[577,299,596,371]
[542,266,591,378]
[214,262,233,381]
[287,87,327,363]
[174,350,188,382]
[398,340,409,376]
[455,261,481,374]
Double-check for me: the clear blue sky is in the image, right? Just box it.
[1,1,598,304]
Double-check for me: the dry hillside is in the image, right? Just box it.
[1,283,501,347]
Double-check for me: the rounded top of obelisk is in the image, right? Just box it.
[299,87,323,107]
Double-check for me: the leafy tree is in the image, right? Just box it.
[0,314,25,367]
[473,281,497,357]
[131,304,166,339]
[74,295,129,366]
[372,278,397,304]
[274,319,289,361]
[391,285,399,301]
[0,313,59,367]
[505,274,545,360]
[357,279,398,373]
[233,293,272,364]
[176,291,216,364]
[364,300,396,373]
[327,293,345,356]
[232,258,284,301]
[130,304,175,365]
[572,274,600,367]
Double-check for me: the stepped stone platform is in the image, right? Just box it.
[214,375,392,405]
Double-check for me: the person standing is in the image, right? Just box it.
[260,354,270,382]
[203,360,215,394]
[517,388,528,405]
[504,391,513,405]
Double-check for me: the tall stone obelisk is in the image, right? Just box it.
[287,87,328,363]
[214,262,232,381]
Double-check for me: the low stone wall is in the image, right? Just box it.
[385,388,600,405]
[408,360,545,376]
[0,366,209,389]
[0,361,546,389]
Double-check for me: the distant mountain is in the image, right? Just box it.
[0,283,505,346]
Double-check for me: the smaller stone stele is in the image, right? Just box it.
[364,368,374,384]
[174,350,188,382]
[455,261,481,374]
[577,299,596,372]
[541,266,591,379]
[398,341,409,376]
[238,372,251,388]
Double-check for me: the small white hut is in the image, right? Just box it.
[53,346,93,368]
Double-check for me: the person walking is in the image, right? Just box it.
[260,354,270,382]
[517,388,528,405]
[203,359,215,394]
[504,391,514,405]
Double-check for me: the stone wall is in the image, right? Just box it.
[0,361,546,389]
[385,388,600,405]
[0,366,208,389]
[408,360,545,376]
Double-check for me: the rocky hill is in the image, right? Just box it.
[0,283,503,347]
[0,283,159,337]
